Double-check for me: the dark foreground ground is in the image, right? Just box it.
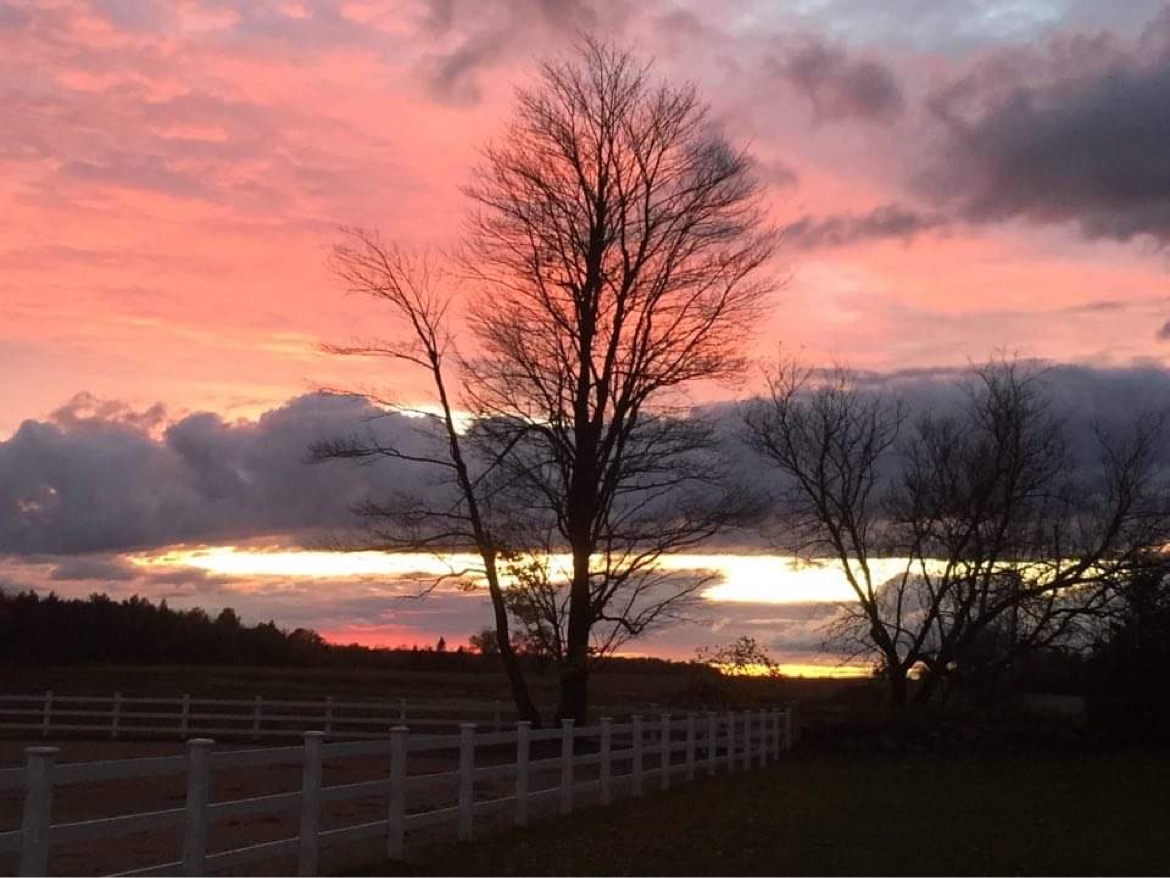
[365,749,1170,876]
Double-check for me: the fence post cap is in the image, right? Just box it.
[459,722,477,731]
[187,737,215,748]
[303,730,326,739]
[390,725,409,733]
[24,746,59,757]
[561,717,574,727]
[516,720,532,729]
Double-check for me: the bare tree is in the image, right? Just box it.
[745,358,1169,706]
[313,239,541,724]
[318,38,777,724]
[460,38,776,721]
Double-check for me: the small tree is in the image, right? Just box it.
[695,635,784,677]
[745,359,1169,706]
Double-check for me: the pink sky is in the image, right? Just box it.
[3,1,1170,435]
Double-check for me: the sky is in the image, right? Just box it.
[2,0,1170,666]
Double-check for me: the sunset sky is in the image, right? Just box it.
[2,0,1170,665]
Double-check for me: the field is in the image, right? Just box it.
[0,662,847,723]
[368,749,1170,876]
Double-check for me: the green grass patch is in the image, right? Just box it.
[368,750,1170,876]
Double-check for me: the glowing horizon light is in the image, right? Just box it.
[131,545,908,606]
[131,547,490,580]
[711,661,873,679]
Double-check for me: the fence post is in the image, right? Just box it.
[599,718,612,805]
[18,746,58,877]
[760,709,770,764]
[110,692,122,740]
[324,697,334,736]
[457,723,475,842]
[180,694,191,739]
[514,721,531,827]
[706,712,717,776]
[182,738,214,877]
[758,710,768,767]
[727,712,737,772]
[560,719,575,816]
[40,690,52,739]
[387,726,408,860]
[252,695,263,740]
[297,731,324,876]
[659,714,671,791]
[685,713,696,781]
[632,715,644,797]
[742,710,752,771]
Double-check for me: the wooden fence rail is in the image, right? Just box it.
[0,707,793,876]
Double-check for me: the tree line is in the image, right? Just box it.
[0,589,705,677]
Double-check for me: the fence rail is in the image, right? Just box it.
[0,692,519,741]
[0,707,793,876]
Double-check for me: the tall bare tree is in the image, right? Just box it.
[319,38,777,723]
[745,359,1169,706]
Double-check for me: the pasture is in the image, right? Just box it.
[374,749,1170,876]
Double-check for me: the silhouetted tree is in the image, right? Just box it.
[745,358,1170,707]
[321,38,776,723]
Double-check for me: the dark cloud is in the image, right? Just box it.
[420,0,601,105]
[920,8,1170,245]
[49,555,138,581]
[780,203,946,249]
[9,365,1170,557]
[1158,319,1170,341]
[0,392,450,555]
[770,35,905,123]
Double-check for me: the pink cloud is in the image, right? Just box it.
[1,0,1169,437]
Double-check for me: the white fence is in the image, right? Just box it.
[0,708,793,876]
[0,692,516,740]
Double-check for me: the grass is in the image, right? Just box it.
[367,749,1170,876]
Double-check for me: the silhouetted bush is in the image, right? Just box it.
[1087,568,1170,746]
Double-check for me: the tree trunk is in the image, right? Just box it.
[484,564,542,727]
[556,543,593,724]
[886,664,909,708]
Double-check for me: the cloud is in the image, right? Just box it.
[769,35,905,123]
[49,555,138,581]
[419,0,603,104]
[919,8,1170,245]
[780,203,946,249]
[0,392,452,554]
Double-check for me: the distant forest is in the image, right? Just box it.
[0,590,698,675]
